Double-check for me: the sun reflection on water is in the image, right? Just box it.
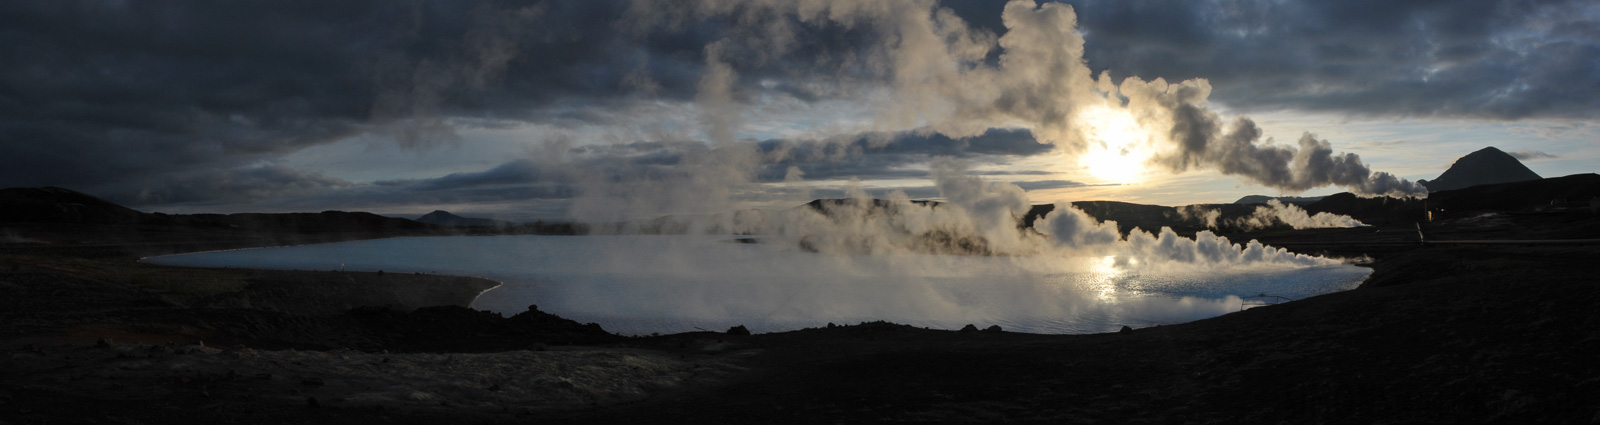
[1086,255,1123,302]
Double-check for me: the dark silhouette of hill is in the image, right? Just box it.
[1305,173,1600,225]
[802,198,1264,240]
[416,210,511,228]
[1233,195,1325,205]
[0,187,588,245]
[176,211,432,234]
[0,186,147,224]
[0,186,433,238]
[1419,146,1542,192]
[1023,201,1224,235]
[802,198,939,212]
[0,186,600,239]
[1060,201,1260,234]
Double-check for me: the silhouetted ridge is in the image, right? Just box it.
[1419,146,1542,192]
[803,198,1262,240]
[416,210,508,227]
[801,198,940,212]
[1304,173,1600,224]
[0,186,434,235]
[1233,195,1325,205]
[0,186,146,223]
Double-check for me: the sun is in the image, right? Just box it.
[1077,106,1152,184]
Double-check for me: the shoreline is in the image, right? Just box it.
[137,234,517,316]
[140,232,1376,336]
[4,226,1599,422]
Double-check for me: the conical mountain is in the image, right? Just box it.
[416,210,506,227]
[1419,147,1541,192]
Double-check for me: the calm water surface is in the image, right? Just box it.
[147,235,1370,335]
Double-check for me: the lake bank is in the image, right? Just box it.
[3,216,1598,423]
[144,234,1371,335]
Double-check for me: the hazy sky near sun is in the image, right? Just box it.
[2,0,1597,220]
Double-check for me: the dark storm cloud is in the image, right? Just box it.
[0,0,713,202]
[0,0,907,207]
[398,160,549,191]
[274,126,1058,210]
[418,126,1047,191]
[754,127,1054,181]
[1011,180,1092,191]
[1061,0,1600,119]
[752,179,1093,203]
[104,165,353,207]
[5,0,1589,212]
[760,128,1051,159]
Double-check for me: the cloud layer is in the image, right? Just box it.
[2,0,1590,212]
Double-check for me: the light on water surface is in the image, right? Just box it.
[147,235,1369,335]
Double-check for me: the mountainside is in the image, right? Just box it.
[0,187,146,223]
[0,186,434,235]
[799,198,1261,238]
[1419,146,1542,192]
[1305,173,1600,225]
[1234,195,1325,205]
[416,210,509,227]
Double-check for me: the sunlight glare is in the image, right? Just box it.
[1078,106,1152,184]
[1088,255,1123,302]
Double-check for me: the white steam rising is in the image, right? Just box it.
[686,158,1341,270]
[482,0,1394,334]
[1233,200,1369,230]
[1033,201,1335,268]
[622,0,1426,200]
[550,0,1396,269]
[1176,205,1223,229]
[576,0,1405,255]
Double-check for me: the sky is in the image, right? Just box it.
[2,0,1597,221]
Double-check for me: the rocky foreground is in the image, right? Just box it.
[3,205,1599,423]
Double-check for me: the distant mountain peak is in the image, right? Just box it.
[1422,146,1542,192]
[415,210,505,227]
[419,210,460,219]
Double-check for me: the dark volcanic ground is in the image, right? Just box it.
[3,204,1600,423]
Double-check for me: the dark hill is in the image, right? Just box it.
[1305,173,1600,225]
[0,186,435,236]
[802,198,1263,238]
[1032,201,1261,235]
[0,186,146,224]
[416,210,510,227]
[1419,146,1541,192]
[180,211,432,234]
[1233,195,1325,205]
[802,198,939,212]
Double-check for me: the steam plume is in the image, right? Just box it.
[1232,200,1368,230]
[623,0,1426,200]
[1033,201,1335,268]
[1108,76,1427,198]
[544,1,1410,273]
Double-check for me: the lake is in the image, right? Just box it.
[145,235,1371,335]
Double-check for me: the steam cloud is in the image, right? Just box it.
[1033,201,1334,268]
[547,0,1413,272]
[1233,200,1369,231]
[1177,201,1368,231]
[1124,80,1429,198]
[622,0,1427,201]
